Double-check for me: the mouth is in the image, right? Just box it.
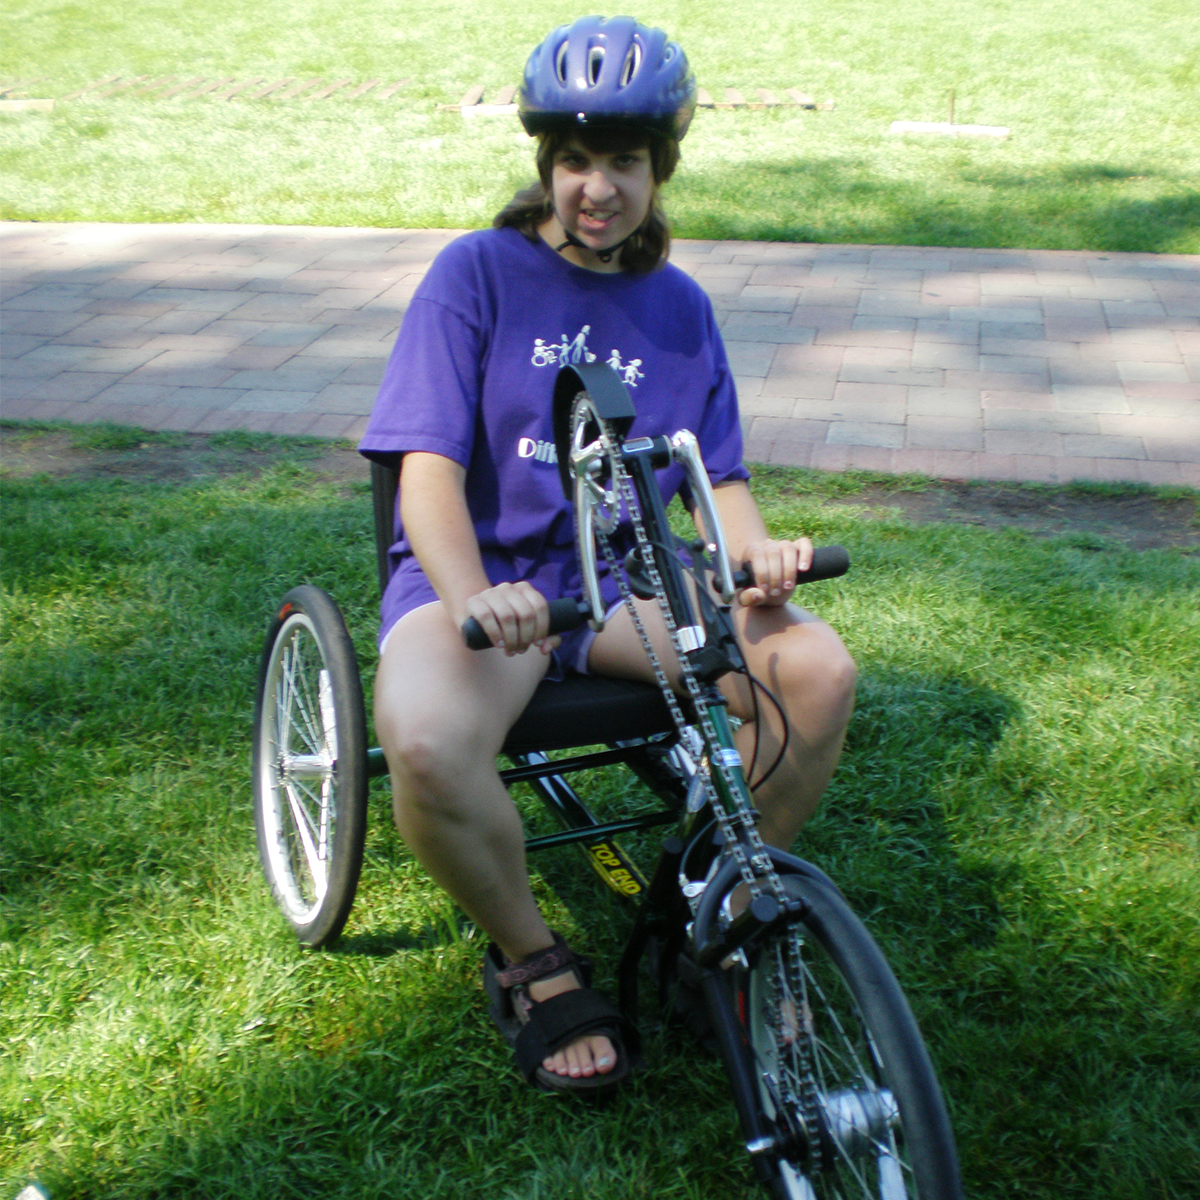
[577,208,620,237]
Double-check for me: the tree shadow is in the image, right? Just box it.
[798,667,1017,959]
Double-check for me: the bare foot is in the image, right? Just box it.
[526,971,617,1079]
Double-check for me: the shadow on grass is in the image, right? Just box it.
[800,668,1017,958]
[24,1010,740,1200]
[676,157,1200,254]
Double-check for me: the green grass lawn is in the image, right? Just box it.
[2,426,1198,1198]
[1,0,1198,251]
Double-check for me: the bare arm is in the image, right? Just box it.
[399,451,555,652]
[711,479,813,608]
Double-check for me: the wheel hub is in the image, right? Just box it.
[817,1086,900,1162]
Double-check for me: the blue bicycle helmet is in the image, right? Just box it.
[519,16,697,141]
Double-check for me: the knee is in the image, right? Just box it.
[766,622,857,726]
[812,632,857,714]
[374,699,473,809]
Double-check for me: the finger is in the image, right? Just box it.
[742,545,771,605]
[497,594,537,654]
[794,537,814,575]
[767,541,799,597]
[746,542,793,601]
[465,586,531,652]
[759,544,783,597]
[518,582,553,644]
[512,583,552,652]
[464,596,508,649]
[494,582,549,654]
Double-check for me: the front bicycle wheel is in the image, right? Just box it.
[252,585,368,948]
[743,873,963,1200]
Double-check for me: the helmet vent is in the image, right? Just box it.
[619,41,642,87]
[587,45,605,85]
[555,41,569,84]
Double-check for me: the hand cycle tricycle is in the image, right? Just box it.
[252,362,965,1200]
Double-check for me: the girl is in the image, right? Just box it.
[359,16,856,1094]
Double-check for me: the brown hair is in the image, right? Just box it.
[493,126,680,275]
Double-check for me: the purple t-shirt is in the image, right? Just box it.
[358,226,749,646]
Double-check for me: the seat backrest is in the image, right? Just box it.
[371,460,401,597]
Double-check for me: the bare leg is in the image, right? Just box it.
[721,603,856,848]
[589,598,856,849]
[374,603,615,1079]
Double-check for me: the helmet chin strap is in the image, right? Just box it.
[552,209,637,264]
[554,231,626,264]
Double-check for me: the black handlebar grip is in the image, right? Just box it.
[732,544,851,591]
[802,544,851,581]
[462,597,591,650]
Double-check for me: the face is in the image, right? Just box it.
[544,139,655,272]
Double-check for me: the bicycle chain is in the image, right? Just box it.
[581,407,788,910]
[781,926,824,1175]
[579,404,823,1167]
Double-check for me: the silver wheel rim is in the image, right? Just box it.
[257,612,340,925]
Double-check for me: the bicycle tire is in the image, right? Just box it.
[252,585,368,948]
[741,871,963,1200]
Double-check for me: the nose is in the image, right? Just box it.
[582,167,618,202]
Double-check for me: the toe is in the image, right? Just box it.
[590,1035,616,1075]
[543,1034,616,1078]
[544,1048,571,1076]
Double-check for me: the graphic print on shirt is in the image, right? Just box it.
[520,322,653,470]
[531,324,646,388]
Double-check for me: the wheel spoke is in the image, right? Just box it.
[283,777,327,898]
[799,964,909,1193]
[285,637,324,756]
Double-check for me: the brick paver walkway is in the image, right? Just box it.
[2,222,1197,485]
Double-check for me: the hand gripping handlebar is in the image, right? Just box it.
[460,547,849,650]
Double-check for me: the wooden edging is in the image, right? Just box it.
[444,84,833,114]
[7,76,832,112]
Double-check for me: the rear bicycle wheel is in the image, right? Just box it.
[252,585,368,948]
[744,873,963,1200]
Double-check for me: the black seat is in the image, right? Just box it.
[504,673,673,753]
[369,461,675,754]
